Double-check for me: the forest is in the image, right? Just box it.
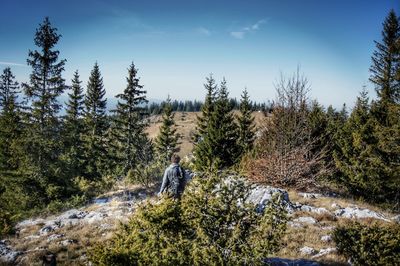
[0,8,399,266]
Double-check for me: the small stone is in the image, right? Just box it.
[300,246,317,255]
[331,203,341,209]
[320,235,332,242]
[298,193,321,199]
[312,247,336,258]
[293,216,318,225]
[300,205,329,214]
[60,239,77,246]
[47,234,65,242]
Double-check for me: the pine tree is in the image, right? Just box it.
[367,10,400,205]
[21,17,67,200]
[370,9,399,109]
[83,62,108,179]
[334,90,381,199]
[155,96,180,164]
[193,74,218,143]
[193,78,240,171]
[237,88,255,154]
[113,62,148,174]
[63,70,85,178]
[0,67,21,171]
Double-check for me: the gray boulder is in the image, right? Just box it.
[247,185,293,213]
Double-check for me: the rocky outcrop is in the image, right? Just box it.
[248,185,293,213]
[334,206,390,221]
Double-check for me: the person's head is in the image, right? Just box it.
[171,154,180,164]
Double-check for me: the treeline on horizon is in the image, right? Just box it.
[146,98,272,114]
[0,8,399,240]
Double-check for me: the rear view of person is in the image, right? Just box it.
[158,154,186,198]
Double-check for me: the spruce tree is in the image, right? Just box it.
[0,67,21,171]
[193,74,218,143]
[237,88,255,154]
[63,70,85,178]
[83,62,108,179]
[193,78,240,171]
[368,10,400,205]
[155,96,180,164]
[334,90,381,199]
[370,9,400,106]
[21,17,67,200]
[113,62,148,174]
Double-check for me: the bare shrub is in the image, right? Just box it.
[247,68,332,191]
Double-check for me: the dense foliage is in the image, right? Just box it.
[90,174,288,265]
[333,222,400,266]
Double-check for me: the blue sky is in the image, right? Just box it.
[0,0,398,108]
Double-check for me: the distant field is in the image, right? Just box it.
[146,111,266,157]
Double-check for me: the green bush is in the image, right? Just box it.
[126,162,163,187]
[73,175,116,199]
[0,211,15,236]
[333,221,400,266]
[89,174,288,265]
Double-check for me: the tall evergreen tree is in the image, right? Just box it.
[334,90,382,199]
[193,78,240,171]
[0,67,19,113]
[113,62,148,174]
[83,62,108,179]
[193,74,218,143]
[369,9,400,107]
[368,10,400,205]
[237,88,255,154]
[63,70,85,178]
[21,17,67,200]
[0,67,21,171]
[155,96,180,164]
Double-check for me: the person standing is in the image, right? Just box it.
[158,154,185,198]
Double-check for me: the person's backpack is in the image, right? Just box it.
[168,165,184,197]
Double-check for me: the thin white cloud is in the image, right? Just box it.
[230,31,245,39]
[197,27,211,36]
[0,61,27,67]
[230,18,268,39]
[251,19,267,30]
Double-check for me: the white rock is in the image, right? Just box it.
[331,203,341,209]
[300,205,330,214]
[293,216,318,225]
[60,239,77,246]
[334,207,389,221]
[298,193,322,199]
[47,234,65,242]
[300,246,317,255]
[312,247,336,258]
[321,226,335,231]
[247,185,293,213]
[320,235,332,242]
[85,212,108,224]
